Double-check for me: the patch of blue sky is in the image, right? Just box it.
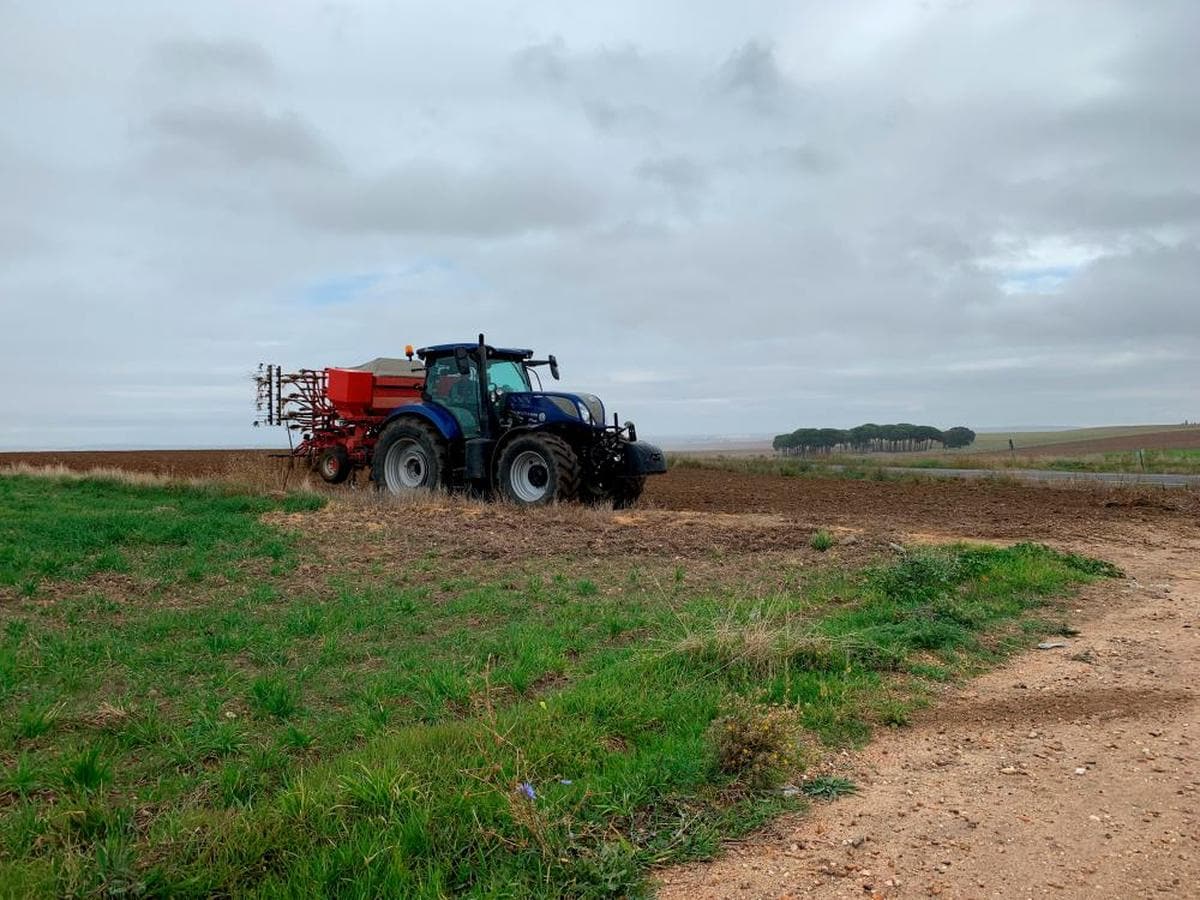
[299,259,478,307]
[999,265,1079,295]
[302,272,383,306]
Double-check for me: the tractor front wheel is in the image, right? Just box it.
[611,476,646,509]
[496,434,579,506]
[316,445,352,484]
[372,419,447,496]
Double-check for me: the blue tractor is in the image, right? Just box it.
[371,335,667,507]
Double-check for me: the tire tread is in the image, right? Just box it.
[371,417,448,493]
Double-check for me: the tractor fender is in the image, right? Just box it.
[623,440,668,476]
[382,403,462,443]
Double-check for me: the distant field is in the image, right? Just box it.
[665,425,1200,459]
[967,424,1200,453]
[671,428,1200,478]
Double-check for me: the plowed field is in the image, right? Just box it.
[997,426,1200,456]
[5,449,1197,548]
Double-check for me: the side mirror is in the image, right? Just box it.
[548,354,560,381]
[454,347,471,376]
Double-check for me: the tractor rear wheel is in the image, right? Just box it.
[496,434,579,506]
[611,476,645,509]
[372,419,447,496]
[316,446,352,484]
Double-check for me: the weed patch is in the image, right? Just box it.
[801,775,858,800]
[809,529,836,552]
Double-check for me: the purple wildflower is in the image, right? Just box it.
[517,781,537,800]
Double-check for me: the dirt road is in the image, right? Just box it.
[657,531,1200,898]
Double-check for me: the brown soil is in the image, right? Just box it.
[645,467,1200,547]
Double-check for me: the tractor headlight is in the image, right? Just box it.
[579,394,605,425]
[549,396,580,419]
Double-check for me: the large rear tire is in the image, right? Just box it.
[372,419,448,496]
[496,433,579,507]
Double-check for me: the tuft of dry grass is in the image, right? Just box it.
[675,620,844,677]
[218,454,319,494]
[0,462,193,487]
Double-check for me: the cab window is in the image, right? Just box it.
[425,356,482,437]
[487,360,529,392]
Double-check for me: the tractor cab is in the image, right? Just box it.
[418,343,537,438]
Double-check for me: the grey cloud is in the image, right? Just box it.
[289,160,601,237]
[511,37,569,85]
[992,243,1200,342]
[718,40,786,106]
[770,144,837,175]
[581,98,660,134]
[0,222,49,260]
[1017,183,1200,233]
[513,38,662,136]
[636,155,706,193]
[149,37,275,84]
[146,104,341,170]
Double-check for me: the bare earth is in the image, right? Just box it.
[1001,427,1200,457]
[657,530,1200,899]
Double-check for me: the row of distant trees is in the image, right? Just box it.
[773,423,977,455]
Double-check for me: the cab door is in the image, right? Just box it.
[424,356,483,438]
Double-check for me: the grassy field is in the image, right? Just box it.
[0,472,1118,896]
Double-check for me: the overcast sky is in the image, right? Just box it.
[2,1,1197,450]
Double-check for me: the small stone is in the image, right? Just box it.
[1075,767,1088,775]
[1038,641,1069,650]
[1000,766,1019,775]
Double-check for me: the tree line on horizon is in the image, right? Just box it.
[773,423,977,455]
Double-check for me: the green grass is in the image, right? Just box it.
[0,474,1117,896]
[0,473,323,593]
